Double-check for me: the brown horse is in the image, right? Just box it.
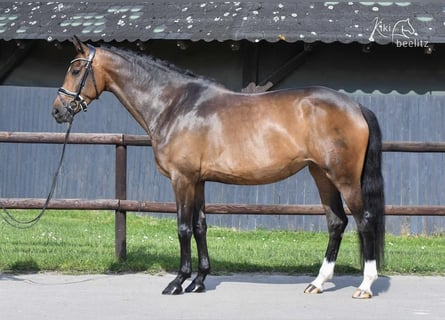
[53,38,385,299]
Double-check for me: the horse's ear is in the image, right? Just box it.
[72,35,87,54]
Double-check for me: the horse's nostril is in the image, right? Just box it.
[52,107,64,121]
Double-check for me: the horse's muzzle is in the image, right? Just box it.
[52,105,73,124]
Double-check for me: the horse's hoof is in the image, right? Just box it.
[304,284,322,294]
[162,283,183,295]
[185,281,206,293]
[352,289,372,299]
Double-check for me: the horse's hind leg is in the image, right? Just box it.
[340,185,380,299]
[185,181,211,293]
[305,164,348,294]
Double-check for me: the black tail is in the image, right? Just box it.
[359,105,385,269]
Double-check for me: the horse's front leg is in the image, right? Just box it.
[162,176,196,295]
[185,181,210,293]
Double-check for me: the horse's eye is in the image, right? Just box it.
[71,69,81,76]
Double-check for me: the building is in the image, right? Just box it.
[1,1,444,234]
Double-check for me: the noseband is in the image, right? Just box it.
[58,44,99,114]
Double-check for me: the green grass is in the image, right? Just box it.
[1,210,444,275]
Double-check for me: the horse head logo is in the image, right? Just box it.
[391,18,417,41]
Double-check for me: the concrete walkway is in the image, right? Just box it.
[1,273,444,320]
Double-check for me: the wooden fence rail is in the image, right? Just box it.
[3,131,445,151]
[2,198,445,216]
[1,131,445,260]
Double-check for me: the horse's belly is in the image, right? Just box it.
[202,157,307,185]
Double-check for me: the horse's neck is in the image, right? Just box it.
[105,61,187,138]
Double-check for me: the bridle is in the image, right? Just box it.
[58,44,99,115]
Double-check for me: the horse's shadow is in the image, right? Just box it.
[323,275,391,296]
[1,249,391,297]
[203,273,391,297]
[118,247,391,297]
[0,259,41,282]
[0,273,26,281]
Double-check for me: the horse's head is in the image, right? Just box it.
[52,36,104,123]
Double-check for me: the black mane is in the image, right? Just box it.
[101,45,222,87]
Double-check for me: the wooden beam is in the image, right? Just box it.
[2,132,445,152]
[242,43,316,93]
[258,44,315,91]
[382,141,445,152]
[1,198,445,216]
[115,144,127,261]
[241,41,259,89]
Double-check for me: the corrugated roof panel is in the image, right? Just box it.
[0,1,443,44]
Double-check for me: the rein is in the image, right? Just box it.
[0,114,73,229]
[1,44,97,228]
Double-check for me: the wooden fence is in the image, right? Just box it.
[1,131,445,260]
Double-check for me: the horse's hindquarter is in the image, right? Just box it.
[156,87,369,185]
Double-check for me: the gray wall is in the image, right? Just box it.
[1,86,444,235]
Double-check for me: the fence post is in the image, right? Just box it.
[115,143,127,261]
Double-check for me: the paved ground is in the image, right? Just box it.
[1,273,444,320]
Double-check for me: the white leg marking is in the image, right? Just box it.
[358,260,378,296]
[310,258,335,291]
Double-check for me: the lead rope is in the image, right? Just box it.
[0,121,72,229]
